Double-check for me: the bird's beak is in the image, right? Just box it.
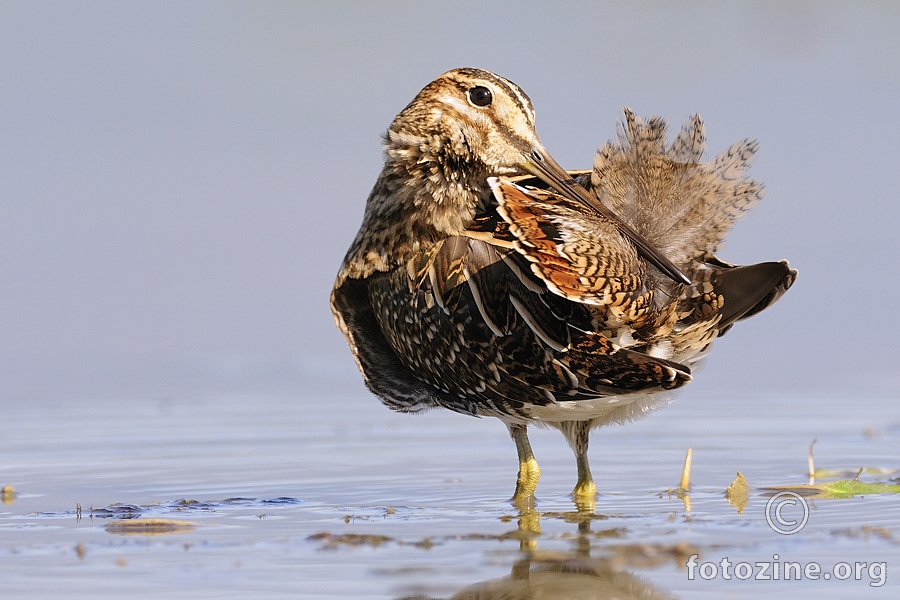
[522,145,691,286]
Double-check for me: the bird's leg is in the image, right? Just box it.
[561,420,597,499]
[507,422,540,504]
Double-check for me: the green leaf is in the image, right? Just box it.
[762,480,900,499]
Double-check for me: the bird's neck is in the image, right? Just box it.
[385,127,493,226]
[340,136,491,280]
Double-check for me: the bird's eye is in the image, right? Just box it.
[468,86,493,107]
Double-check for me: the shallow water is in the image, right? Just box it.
[2,384,898,598]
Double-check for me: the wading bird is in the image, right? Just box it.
[331,68,795,503]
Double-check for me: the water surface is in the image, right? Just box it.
[3,387,897,598]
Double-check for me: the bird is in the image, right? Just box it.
[331,67,796,504]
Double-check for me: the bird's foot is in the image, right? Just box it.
[510,457,540,508]
[571,477,597,512]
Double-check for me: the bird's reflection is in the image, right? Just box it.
[401,556,677,599]
[399,502,684,600]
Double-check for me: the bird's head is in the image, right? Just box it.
[377,68,689,284]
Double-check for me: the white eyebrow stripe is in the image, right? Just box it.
[436,92,479,120]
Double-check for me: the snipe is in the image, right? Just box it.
[331,67,796,504]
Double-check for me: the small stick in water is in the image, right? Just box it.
[679,448,693,490]
[808,438,817,483]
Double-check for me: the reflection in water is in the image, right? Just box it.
[1,484,16,505]
[400,505,686,600]
[401,557,677,599]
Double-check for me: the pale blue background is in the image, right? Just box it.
[2,1,897,403]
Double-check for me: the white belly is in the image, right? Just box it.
[527,390,676,428]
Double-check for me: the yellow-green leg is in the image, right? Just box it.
[573,447,597,498]
[559,421,597,499]
[508,423,540,503]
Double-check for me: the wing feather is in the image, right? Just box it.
[363,234,692,418]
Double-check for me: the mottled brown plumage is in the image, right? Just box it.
[331,68,796,503]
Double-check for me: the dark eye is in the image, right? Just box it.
[468,86,492,107]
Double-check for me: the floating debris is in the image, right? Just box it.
[762,480,900,499]
[105,518,197,535]
[607,540,700,571]
[810,466,898,479]
[90,504,144,519]
[308,532,393,549]
[833,525,893,541]
[725,472,750,513]
[1,484,16,505]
